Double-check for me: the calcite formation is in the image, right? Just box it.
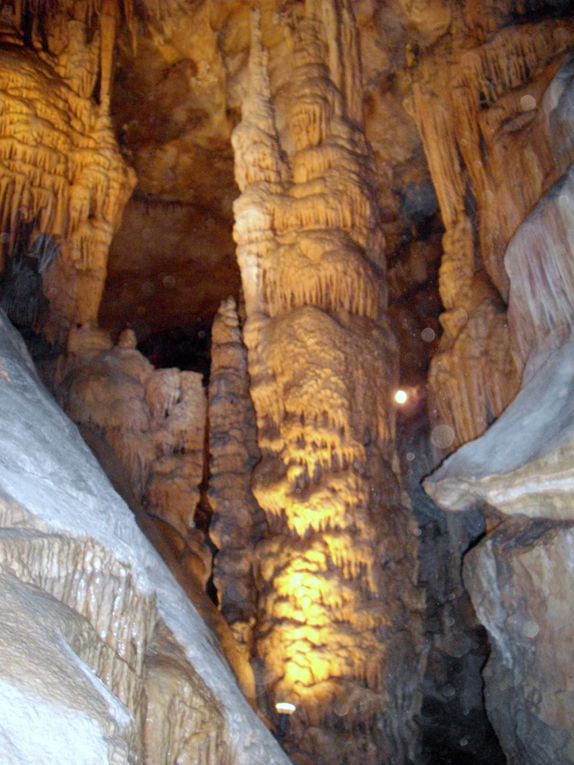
[232,5,423,763]
[208,297,261,655]
[0,309,290,765]
[506,148,574,377]
[407,12,574,449]
[55,324,211,590]
[0,2,137,343]
[425,336,574,521]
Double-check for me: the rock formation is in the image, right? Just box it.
[0,1,136,343]
[54,324,211,592]
[406,10,574,450]
[0,308,289,765]
[425,339,574,764]
[208,296,262,654]
[232,5,423,763]
[2,1,574,763]
[425,72,574,760]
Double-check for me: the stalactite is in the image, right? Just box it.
[0,15,135,343]
[232,7,423,765]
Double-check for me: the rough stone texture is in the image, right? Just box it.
[0,308,290,765]
[425,357,574,765]
[507,158,574,378]
[424,337,574,521]
[101,0,442,343]
[54,324,211,589]
[464,519,574,765]
[397,412,505,765]
[424,138,574,521]
[408,14,574,450]
[232,6,424,764]
[425,138,574,762]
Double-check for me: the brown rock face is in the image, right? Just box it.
[232,5,424,763]
[55,324,210,590]
[208,296,262,654]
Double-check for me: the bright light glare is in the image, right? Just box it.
[275,702,297,715]
[394,389,408,405]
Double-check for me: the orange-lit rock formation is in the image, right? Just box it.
[0,2,136,343]
[407,10,574,450]
[232,5,423,763]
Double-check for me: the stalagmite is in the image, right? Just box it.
[0,308,290,765]
[208,297,261,655]
[232,6,423,764]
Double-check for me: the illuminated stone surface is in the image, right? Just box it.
[0,2,574,764]
[0,2,136,343]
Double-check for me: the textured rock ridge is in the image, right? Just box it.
[232,5,423,764]
[0,309,290,765]
[425,73,574,759]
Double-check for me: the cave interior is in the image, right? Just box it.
[0,0,573,764]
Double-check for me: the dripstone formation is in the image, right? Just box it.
[232,4,423,763]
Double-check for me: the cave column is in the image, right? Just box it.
[232,6,423,764]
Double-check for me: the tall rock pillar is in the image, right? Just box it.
[232,5,423,764]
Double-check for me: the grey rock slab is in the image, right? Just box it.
[424,338,574,520]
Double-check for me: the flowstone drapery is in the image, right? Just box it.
[406,16,574,450]
[0,2,137,343]
[232,4,423,763]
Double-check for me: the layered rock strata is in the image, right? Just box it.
[232,5,423,764]
[0,309,290,765]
